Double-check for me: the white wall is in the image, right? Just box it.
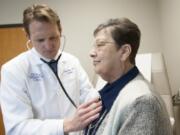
[0,0,162,81]
[158,0,180,134]
[158,0,180,95]
[1,0,180,134]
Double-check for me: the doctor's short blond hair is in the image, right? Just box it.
[23,4,61,36]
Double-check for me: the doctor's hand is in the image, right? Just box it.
[63,97,102,133]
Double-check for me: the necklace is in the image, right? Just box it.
[86,110,108,135]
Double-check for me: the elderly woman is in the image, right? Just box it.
[85,18,172,135]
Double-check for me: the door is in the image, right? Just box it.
[0,24,28,135]
[0,25,28,67]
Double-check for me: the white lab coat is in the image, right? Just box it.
[0,48,98,135]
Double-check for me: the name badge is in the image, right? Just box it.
[63,68,75,75]
[29,73,44,81]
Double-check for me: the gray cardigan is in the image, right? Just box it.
[96,74,172,135]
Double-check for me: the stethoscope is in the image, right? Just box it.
[26,35,77,108]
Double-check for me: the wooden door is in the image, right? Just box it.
[0,24,28,135]
[0,108,4,135]
[0,25,28,67]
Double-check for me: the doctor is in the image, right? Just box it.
[0,4,101,135]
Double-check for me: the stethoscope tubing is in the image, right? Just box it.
[39,35,77,108]
[51,58,77,108]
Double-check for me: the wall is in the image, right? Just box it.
[1,0,179,134]
[0,0,162,81]
[158,0,180,96]
[158,0,180,134]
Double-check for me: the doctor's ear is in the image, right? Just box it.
[22,28,30,39]
[26,40,33,50]
[119,44,132,61]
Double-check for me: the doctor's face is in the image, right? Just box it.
[28,20,61,59]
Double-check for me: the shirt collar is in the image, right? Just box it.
[99,66,139,112]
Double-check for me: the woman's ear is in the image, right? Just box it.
[119,44,132,61]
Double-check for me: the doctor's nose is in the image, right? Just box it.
[44,40,54,50]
